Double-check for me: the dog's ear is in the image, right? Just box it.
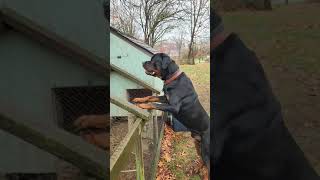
[161,54,172,69]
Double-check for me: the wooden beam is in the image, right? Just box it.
[110,118,146,180]
[0,8,108,78]
[110,96,150,121]
[134,123,145,180]
[0,113,108,180]
[111,63,161,94]
[150,121,165,180]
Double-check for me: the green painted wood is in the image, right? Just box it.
[0,113,108,179]
[0,30,106,172]
[111,64,160,94]
[110,32,163,92]
[110,118,146,180]
[110,71,144,116]
[110,96,149,121]
[134,123,145,180]
[0,7,108,78]
[2,0,107,60]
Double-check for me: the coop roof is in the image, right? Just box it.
[110,27,159,56]
[0,7,108,77]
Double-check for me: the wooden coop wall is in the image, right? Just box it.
[2,0,107,62]
[110,33,163,92]
[0,31,106,173]
[110,71,145,116]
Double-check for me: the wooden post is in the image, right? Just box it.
[134,122,145,180]
[153,111,160,144]
[150,120,165,180]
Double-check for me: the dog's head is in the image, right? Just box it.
[143,53,179,80]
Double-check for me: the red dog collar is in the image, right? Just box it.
[164,70,182,85]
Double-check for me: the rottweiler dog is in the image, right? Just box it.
[132,53,210,179]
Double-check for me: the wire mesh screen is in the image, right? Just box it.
[126,89,152,103]
[53,86,108,133]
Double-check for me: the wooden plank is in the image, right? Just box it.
[134,123,145,180]
[0,7,108,78]
[153,111,159,144]
[111,63,160,94]
[0,113,108,180]
[150,121,165,180]
[110,118,146,180]
[110,96,150,121]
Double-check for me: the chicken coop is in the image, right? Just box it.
[110,27,167,180]
[0,0,108,179]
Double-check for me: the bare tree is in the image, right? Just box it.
[184,0,209,65]
[172,30,185,61]
[121,0,184,47]
[110,0,137,37]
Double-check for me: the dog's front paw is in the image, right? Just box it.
[132,97,146,103]
[137,103,154,110]
[74,114,109,129]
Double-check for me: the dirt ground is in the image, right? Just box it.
[224,3,320,173]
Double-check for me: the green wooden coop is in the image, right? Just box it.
[0,0,107,179]
[110,27,166,180]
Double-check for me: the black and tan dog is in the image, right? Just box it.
[132,53,210,179]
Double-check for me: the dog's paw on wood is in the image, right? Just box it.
[137,103,155,110]
[73,114,109,150]
[74,114,109,129]
[132,97,149,103]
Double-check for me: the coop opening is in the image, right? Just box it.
[53,86,108,133]
[126,89,153,103]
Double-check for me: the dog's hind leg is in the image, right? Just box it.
[193,134,209,180]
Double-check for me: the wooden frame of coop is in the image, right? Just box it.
[110,27,166,180]
[110,65,167,180]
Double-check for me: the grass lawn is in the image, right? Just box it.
[223,3,320,76]
[181,63,210,114]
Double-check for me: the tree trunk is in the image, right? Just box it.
[285,0,289,5]
[187,42,195,65]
